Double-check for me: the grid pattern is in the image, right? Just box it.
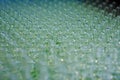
[0,0,120,80]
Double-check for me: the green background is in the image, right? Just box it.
[0,0,120,80]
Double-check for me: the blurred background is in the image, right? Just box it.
[0,0,120,80]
